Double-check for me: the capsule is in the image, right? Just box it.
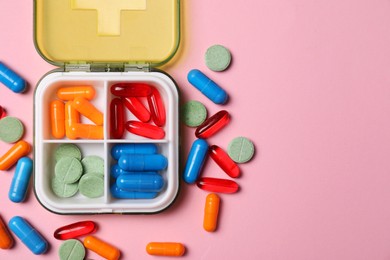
[197,177,239,193]
[54,221,97,240]
[0,62,27,93]
[118,154,168,171]
[110,184,158,199]
[146,242,185,257]
[50,100,65,139]
[111,164,157,179]
[56,86,96,100]
[147,87,166,127]
[187,69,228,104]
[65,101,80,139]
[195,110,230,138]
[110,98,125,139]
[0,140,31,171]
[67,123,103,139]
[209,145,240,178]
[0,105,6,119]
[8,157,33,203]
[111,143,158,160]
[0,215,13,249]
[117,174,164,192]
[125,120,165,139]
[83,235,120,260]
[123,97,151,122]
[203,193,220,232]
[72,97,103,125]
[110,83,152,97]
[8,216,48,255]
[183,139,208,184]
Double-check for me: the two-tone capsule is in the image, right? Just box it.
[146,242,185,257]
[183,139,208,184]
[209,145,240,178]
[203,193,220,232]
[118,154,168,171]
[110,98,125,139]
[0,140,31,171]
[0,62,27,93]
[125,120,165,139]
[8,157,33,203]
[195,110,230,138]
[197,177,239,193]
[84,235,120,260]
[54,221,97,240]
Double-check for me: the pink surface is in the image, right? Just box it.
[1,0,390,259]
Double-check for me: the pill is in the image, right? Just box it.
[65,101,80,139]
[125,120,165,139]
[187,69,228,104]
[0,62,27,93]
[209,145,240,178]
[0,106,6,119]
[83,235,120,260]
[59,239,85,260]
[110,184,158,199]
[72,97,103,125]
[227,136,255,163]
[146,242,185,257]
[147,87,166,127]
[55,157,83,184]
[51,177,79,198]
[81,155,104,176]
[0,140,31,171]
[54,143,82,161]
[67,123,104,139]
[203,193,220,232]
[118,154,168,171]
[183,139,208,184]
[0,116,24,143]
[117,174,164,192]
[50,100,65,139]
[8,216,48,255]
[180,100,207,127]
[111,164,157,179]
[0,215,13,249]
[57,86,96,100]
[8,157,33,203]
[111,143,158,160]
[205,44,232,72]
[54,221,97,240]
[123,97,151,122]
[110,83,152,97]
[195,110,230,139]
[78,174,104,198]
[197,177,239,193]
[110,98,125,139]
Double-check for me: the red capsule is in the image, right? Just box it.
[125,121,165,139]
[209,145,240,178]
[123,97,151,122]
[0,106,6,119]
[197,177,239,193]
[147,87,166,127]
[54,221,97,240]
[110,83,152,97]
[195,110,230,138]
[110,98,125,139]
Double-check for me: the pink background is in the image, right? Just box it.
[2,0,390,259]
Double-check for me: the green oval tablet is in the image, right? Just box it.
[180,101,207,127]
[227,137,255,163]
[0,116,24,143]
[55,144,82,161]
[78,174,104,198]
[205,44,232,72]
[52,177,78,198]
[81,155,104,176]
[55,157,83,184]
[59,239,85,260]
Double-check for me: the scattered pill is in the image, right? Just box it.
[57,86,96,100]
[54,143,82,161]
[110,185,158,199]
[65,101,80,139]
[50,100,65,139]
[72,97,103,126]
[146,242,185,257]
[81,155,104,176]
[117,174,164,192]
[8,157,33,203]
[125,120,165,139]
[8,216,48,255]
[0,215,13,249]
[0,106,6,119]
[205,44,232,72]
[111,164,157,179]
[111,83,152,97]
[111,143,158,160]
[110,98,125,139]
[67,123,104,139]
[183,139,208,184]
[55,157,83,184]
[197,177,239,193]
[118,154,168,171]
[54,221,97,240]
[0,140,31,171]
[181,100,207,127]
[0,62,27,93]
[203,193,220,232]
[78,174,104,198]
[195,110,230,138]
[209,145,240,178]
[0,116,24,143]
[147,87,166,127]
[227,136,255,163]
[59,239,85,260]
[84,235,120,260]
[123,97,151,122]
[51,177,79,198]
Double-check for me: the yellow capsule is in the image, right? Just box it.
[50,100,65,139]
[146,242,185,257]
[72,97,103,126]
[57,86,96,100]
[67,123,103,140]
[203,193,220,232]
[84,235,120,260]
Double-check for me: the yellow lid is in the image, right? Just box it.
[34,0,180,67]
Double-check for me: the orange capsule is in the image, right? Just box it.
[72,97,103,126]
[84,235,120,260]
[203,193,220,232]
[67,124,103,139]
[50,100,65,139]
[0,215,13,249]
[0,140,31,171]
[146,242,185,257]
[57,86,96,100]
[65,101,80,139]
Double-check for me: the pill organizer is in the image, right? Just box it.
[33,0,180,214]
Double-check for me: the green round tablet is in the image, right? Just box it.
[180,101,207,127]
[205,44,232,72]
[59,239,85,260]
[0,116,24,143]
[55,144,82,162]
[55,157,83,184]
[227,137,255,163]
[78,174,104,198]
[81,155,104,176]
[52,177,78,198]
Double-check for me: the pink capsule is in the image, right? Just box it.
[54,221,97,240]
[0,106,6,119]
[195,110,230,138]
[125,121,165,139]
[110,98,125,139]
[209,145,240,178]
[147,87,166,127]
[123,97,151,122]
[197,177,239,193]
[111,83,152,97]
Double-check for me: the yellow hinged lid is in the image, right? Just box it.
[34,0,180,68]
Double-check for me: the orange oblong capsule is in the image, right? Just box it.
[65,101,80,139]
[146,242,185,257]
[57,86,96,100]
[0,215,13,249]
[203,193,220,232]
[67,124,103,139]
[50,100,65,139]
[72,97,103,126]
[0,140,31,171]
[84,235,120,260]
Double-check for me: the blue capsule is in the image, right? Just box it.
[111,143,158,160]
[0,62,27,93]
[110,184,158,199]
[118,154,167,171]
[183,139,209,184]
[8,216,48,255]
[111,164,157,179]
[9,157,33,203]
[187,69,228,104]
[117,174,164,192]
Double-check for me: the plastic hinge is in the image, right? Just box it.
[64,63,150,72]
[124,63,150,72]
[64,63,91,72]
